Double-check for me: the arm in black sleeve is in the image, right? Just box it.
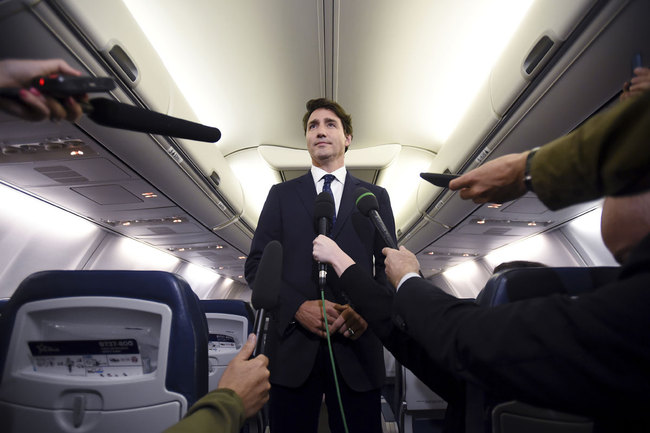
[339,264,463,404]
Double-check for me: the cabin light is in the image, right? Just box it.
[122,221,131,226]
[427,251,435,255]
[471,218,551,227]
[237,275,243,279]
[172,218,182,223]
[178,248,185,252]
[462,253,469,257]
[487,204,502,209]
[70,150,84,156]
[218,266,224,270]
[238,256,246,260]
[141,192,158,198]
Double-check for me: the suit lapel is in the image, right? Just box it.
[331,173,360,239]
[294,171,317,226]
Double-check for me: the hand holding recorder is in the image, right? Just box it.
[0,58,89,122]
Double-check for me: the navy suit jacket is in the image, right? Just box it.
[245,171,396,391]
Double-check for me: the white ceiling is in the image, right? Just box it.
[122,0,534,163]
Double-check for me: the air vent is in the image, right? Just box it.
[34,166,88,184]
[148,227,176,235]
[198,252,220,261]
[484,228,511,236]
[71,185,142,205]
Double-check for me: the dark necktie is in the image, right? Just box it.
[322,174,336,227]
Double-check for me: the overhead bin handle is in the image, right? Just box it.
[108,44,139,82]
[523,35,555,75]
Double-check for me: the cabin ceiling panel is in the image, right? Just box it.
[26,179,175,218]
[123,0,325,157]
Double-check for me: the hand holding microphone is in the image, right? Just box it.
[0,66,222,142]
[314,191,335,288]
[0,59,86,122]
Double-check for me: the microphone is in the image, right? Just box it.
[354,187,398,249]
[86,97,221,143]
[314,191,335,288]
[251,240,282,357]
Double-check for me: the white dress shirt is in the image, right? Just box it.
[311,165,347,216]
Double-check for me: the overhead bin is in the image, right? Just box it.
[404,0,641,255]
[490,0,597,116]
[405,80,496,251]
[10,0,250,253]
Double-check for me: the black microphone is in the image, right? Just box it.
[251,240,282,357]
[354,187,398,249]
[86,97,221,143]
[314,191,335,288]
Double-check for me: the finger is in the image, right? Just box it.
[449,176,471,191]
[65,97,83,122]
[19,88,50,120]
[54,60,82,77]
[45,98,67,121]
[236,333,257,359]
[330,315,345,332]
[34,59,82,79]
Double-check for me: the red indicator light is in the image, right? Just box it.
[38,78,45,86]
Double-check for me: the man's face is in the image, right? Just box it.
[306,108,351,168]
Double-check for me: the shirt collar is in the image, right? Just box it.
[311,166,347,186]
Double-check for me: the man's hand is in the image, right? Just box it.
[448,151,529,204]
[383,246,420,288]
[295,299,341,338]
[331,304,368,340]
[621,67,650,102]
[0,58,84,122]
[217,334,270,419]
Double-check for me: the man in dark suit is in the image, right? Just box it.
[245,98,396,433]
[312,90,650,432]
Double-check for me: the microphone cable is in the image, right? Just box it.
[320,283,350,433]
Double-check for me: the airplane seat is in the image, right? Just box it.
[491,400,594,433]
[398,364,447,433]
[469,266,620,433]
[380,348,399,433]
[200,299,262,433]
[0,270,209,433]
[200,299,253,390]
[477,266,620,306]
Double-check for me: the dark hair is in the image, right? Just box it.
[493,260,547,274]
[302,98,353,139]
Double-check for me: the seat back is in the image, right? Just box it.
[0,270,208,433]
[492,401,594,433]
[477,266,620,307]
[201,299,252,390]
[398,364,448,433]
[470,266,619,433]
